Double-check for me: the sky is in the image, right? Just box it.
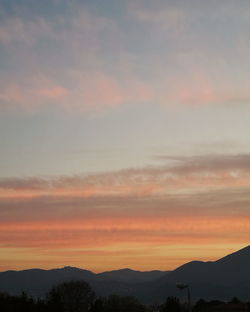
[0,0,250,272]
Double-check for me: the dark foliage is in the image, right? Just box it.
[193,298,250,312]
[46,280,95,312]
[229,297,241,305]
[160,296,181,312]
[94,294,147,312]
[0,291,46,312]
[1,281,249,312]
[193,299,208,312]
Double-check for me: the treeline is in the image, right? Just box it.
[0,280,249,312]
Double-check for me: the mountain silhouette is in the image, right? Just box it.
[97,268,168,283]
[142,245,250,302]
[0,246,250,303]
[165,245,250,285]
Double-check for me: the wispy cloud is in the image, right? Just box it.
[1,154,250,196]
[0,153,249,263]
[2,1,250,113]
[0,71,152,113]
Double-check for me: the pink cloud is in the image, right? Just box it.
[1,10,152,112]
[2,4,250,113]
[0,6,153,113]
[0,71,153,112]
[156,71,250,107]
[36,86,68,99]
[162,73,217,107]
[0,77,69,111]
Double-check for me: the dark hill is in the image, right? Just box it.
[0,246,250,303]
[97,268,167,283]
[0,266,95,297]
[143,245,250,302]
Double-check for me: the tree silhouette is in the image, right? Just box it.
[193,299,207,312]
[229,297,241,304]
[0,291,36,312]
[90,297,105,312]
[47,280,95,312]
[160,296,181,312]
[101,294,146,312]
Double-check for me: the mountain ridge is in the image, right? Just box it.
[1,245,250,303]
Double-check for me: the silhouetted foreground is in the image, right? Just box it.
[1,280,250,312]
[2,246,250,302]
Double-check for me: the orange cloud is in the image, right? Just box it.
[1,215,250,233]
[1,154,250,270]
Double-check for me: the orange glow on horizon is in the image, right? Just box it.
[1,156,250,271]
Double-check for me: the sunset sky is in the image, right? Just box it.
[0,0,250,272]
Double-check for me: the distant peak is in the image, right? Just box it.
[103,268,135,274]
[61,266,90,272]
[63,266,76,269]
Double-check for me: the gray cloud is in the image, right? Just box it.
[1,153,250,191]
